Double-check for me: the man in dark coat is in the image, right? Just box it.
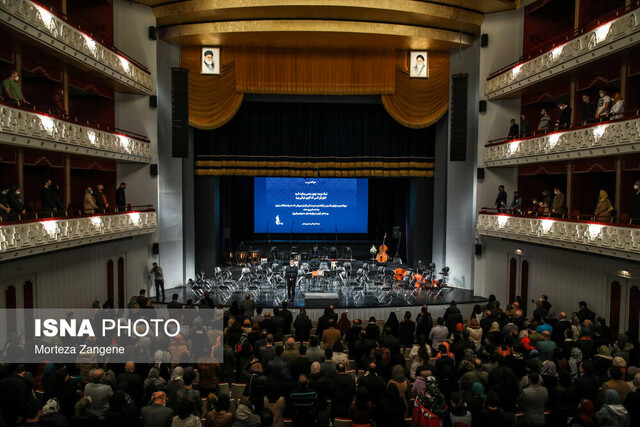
[331,363,356,419]
[508,119,519,139]
[115,182,127,211]
[0,365,34,427]
[495,185,508,212]
[40,179,57,212]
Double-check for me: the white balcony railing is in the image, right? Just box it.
[484,116,640,167]
[0,0,152,94]
[0,210,157,261]
[0,104,151,162]
[486,8,640,99]
[477,212,640,261]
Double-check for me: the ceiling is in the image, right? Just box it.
[131,0,519,50]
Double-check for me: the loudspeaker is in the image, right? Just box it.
[148,26,157,41]
[450,73,468,162]
[152,242,159,255]
[481,34,489,47]
[171,68,189,158]
[149,95,157,109]
[150,164,158,176]
[477,167,485,180]
[392,226,401,240]
[475,243,482,256]
[479,100,487,113]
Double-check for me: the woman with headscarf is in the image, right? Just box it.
[144,367,167,403]
[169,334,190,367]
[349,386,373,425]
[412,376,447,427]
[40,397,69,427]
[596,390,630,427]
[467,317,483,350]
[71,397,100,427]
[205,394,234,427]
[594,190,613,221]
[487,321,503,346]
[336,312,351,337]
[569,399,598,427]
[408,336,431,380]
[384,312,400,337]
[388,365,411,415]
[593,345,613,382]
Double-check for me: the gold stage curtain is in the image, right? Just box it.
[235,47,395,94]
[182,46,244,130]
[381,50,449,129]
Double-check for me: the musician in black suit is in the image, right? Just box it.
[284,260,298,300]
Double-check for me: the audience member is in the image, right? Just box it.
[596,89,611,121]
[551,186,566,215]
[495,185,507,212]
[538,108,551,131]
[508,118,519,138]
[520,114,532,136]
[3,71,29,106]
[83,187,99,214]
[582,93,596,124]
[594,190,613,221]
[116,182,127,211]
[610,92,625,119]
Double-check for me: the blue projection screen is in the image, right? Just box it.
[254,178,368,234]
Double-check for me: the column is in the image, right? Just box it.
[64,156,71,208]
[566,163,572,213]
[615,158,622,214]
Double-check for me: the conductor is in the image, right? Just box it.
[284,260,298,300]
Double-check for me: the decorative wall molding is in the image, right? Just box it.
[486,9,640,99]
[0,211,157,261]
[0,0,152,94]
[484,118,640,167]
[0,105,152,162]
[476,213,640,261]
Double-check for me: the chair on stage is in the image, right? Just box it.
[231,383,246,400]
[333,418,353,427]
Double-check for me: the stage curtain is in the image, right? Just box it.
[235,47,395,94]
[194,101,435,177]
[381,50,449,129]
[182,46,244,130]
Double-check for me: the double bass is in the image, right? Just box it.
[376,233,389,263]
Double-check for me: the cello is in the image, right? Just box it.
[376,233,389,263]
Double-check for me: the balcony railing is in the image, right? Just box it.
[0,0,152,94]
[0,103,152,162]
[485,6,640,99]
[483,112,640,167]
[476,211,640,261]
[0,208,157,261]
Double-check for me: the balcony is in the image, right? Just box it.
[0,103,151,162]
[484,113,640,167]
[476,212,640,261]
[0,208,157,261]
[485,6,640,100]
[0,0,152,95]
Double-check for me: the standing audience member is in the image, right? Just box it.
[2,71,29,106]
[83,187,99,214]
[596,89,611,121]
[293,308,312,342]
[594,190,613,221]
[83,369,113,420]
[51,88,67,118]
[520,114,532,136]
[508,118,519,139]
[558,102,572,128]
[538,108,551,131]
[141,391,174,427]
[551,186,566,216]
[8,185,25,215]
[116,182,127,212]
[582,93,596,124]
[41,179,57,213]
[610,93,625,119]
[94,184,109,212]
[0,185,11,218]
[495,185,507,213]
[205,394,233,427]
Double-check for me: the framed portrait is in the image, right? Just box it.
[409,51,428,78]
[201,47,220,75]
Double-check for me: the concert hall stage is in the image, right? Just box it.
[161,243,486,318]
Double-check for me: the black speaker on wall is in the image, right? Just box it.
[480,34,489,47]
[171,68,189,158]
[479,100,487,113]
[392,226,401,240]
[148,26,158,41]
[450,73,468,162]
[152,242,160,255]
[477,167,485,180]
[149,95,157,109]
[475,243,482,256]
[150,164,158,176]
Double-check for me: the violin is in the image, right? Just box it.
[376,233,389,263]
